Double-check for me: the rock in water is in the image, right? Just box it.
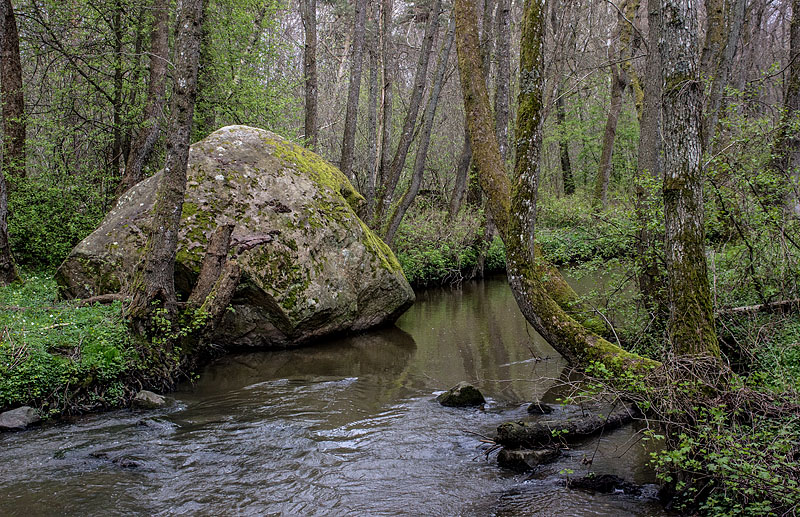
[497,448,560,471]
[0,407,41,431]
[56,126,414,347]
[132,390,167,409]
[437,382,486,407]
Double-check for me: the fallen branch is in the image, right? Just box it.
[77,294,128,306]
[716,299,800,317]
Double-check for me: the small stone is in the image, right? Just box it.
[132,390,167,409]
[0,406,41,431]
[497,447,561,471]
[527,401,553,414]
[436,382,486,407]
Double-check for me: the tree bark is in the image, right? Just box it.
[0,167,17,285]
[448,128,472,219]
[494,0,511,161]
[339,0,368,181]
[455,0,654,369]
[555,88,575,195]
[700,0,746,152]
[772,0,800,215]
[375,0,394,218]
[1,0,25,179]
[365,2,380,218]
[594,0,632,209]
[660,0,719,357]
[384,14,455,244]
[300,0,318,149]
[128,0,206,335]
[634,0,665,317]
[119,0,171,195]
[375,0,441,228]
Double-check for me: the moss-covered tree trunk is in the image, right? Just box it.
[455,0,656,370]
[660,0,719,357]
[128,0,205,335]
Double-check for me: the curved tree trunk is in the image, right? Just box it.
[118,0,171,195]
[339,0,368,181]
[384,15,455,244]
[660,0,719,357]
[374,0,441,228]
[128,0,205,336]
[455,0,654,369]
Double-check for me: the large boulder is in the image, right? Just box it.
[56,126,414,347]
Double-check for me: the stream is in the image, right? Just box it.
[0,275,666,516]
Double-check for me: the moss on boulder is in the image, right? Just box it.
[56,126,414,347]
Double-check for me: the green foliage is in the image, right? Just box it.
[0,274,135,415]
[392,206,505,286]
[8,173,109,269]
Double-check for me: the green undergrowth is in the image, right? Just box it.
[0,273,139,417]
[392,205,505,286]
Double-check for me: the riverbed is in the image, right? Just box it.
[0,276,665,516]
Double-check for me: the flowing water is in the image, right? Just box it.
[0,276,666,516]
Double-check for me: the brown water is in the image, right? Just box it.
[0,276,665,516]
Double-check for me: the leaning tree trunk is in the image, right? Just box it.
[374,0,441,228]
[127,0,205,336]
[660,0,719,357]
[118,0,171,195]
[384,15,455,244]
[300,0,318,149]
[454,0,655,370]
[339,0,368,181]
[494,0,511,160]
[1,0,25,180]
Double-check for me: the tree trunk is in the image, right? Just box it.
[494,0,511,161]
[555,88,575,195]
[300,0,318,149]
[1,0,25,179]
[364,2,380,218]
[660,0,719,357]
[594,0,632,209]
[375,0,441,228]
[454,0,654,370]
[634,0,665,317]
[127,0,205,336]
[119,0,171,195]
[700,0,747,152]
[0,168,17,285]
[111,1,124,176]
[772,0,800,215]
[448,128,472,219]
[339,0,368,181]
[384,14,455,244]
[375,0,394,218]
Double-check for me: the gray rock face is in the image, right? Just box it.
[436,382,486,407]
[0,406,41,431]
[132,390,167,409]
[56,126,414,347]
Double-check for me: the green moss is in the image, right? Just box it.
[358,219,403,274]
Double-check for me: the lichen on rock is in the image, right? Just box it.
[57,125,415,347]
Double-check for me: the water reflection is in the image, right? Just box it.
[0,275,664,517]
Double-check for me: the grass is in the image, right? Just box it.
[0,273,138,417]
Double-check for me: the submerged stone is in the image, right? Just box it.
[132,390,167,410]
[0,406,41,431]
[436,382,486,407]
[526,401,553,414]
[497,447,560,471]
[56,126,414,347]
